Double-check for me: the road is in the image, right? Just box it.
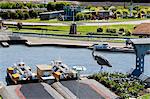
[3,19,150,26]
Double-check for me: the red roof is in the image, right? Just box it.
[132,23,150,35]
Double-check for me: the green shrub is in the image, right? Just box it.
[97,28,103,32]
[10,11,18,19]
[16,10,24,19]
[123,30,131,36]
[23,11,30,19]
[119,28,125,32]
[76,12,84,20]
[84,14,92,20]
[0,12,10,19]
[108,6,117,12]
[89,72,145,98]
[29,10,38,18]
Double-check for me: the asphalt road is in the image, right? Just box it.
[3,19,150,26]
[20,83,54,99]
[61,80,105,99]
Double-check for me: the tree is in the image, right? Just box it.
[26,2,33,9]
[16,2,24,9]
[47,2,55,11]
[108,6,117,12]
[76,12,84,20]
[23,11,30,19]
[10,11,18,19]
[29,10,38,18]
[16,10,24,19]
[0,12,10,19]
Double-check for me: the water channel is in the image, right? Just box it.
[0,45,150,84]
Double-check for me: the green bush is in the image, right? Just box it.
[97,28,103,32]
[76,12,84,20]
[47,2,55,11]
[47,2,71,11]
[123,30,131,36]
[23,11,30,19]
[89,72,145,98]
[0,12,10,19]
[10,11,18,19]
[29,10,38,18]
[108,6,117,12]
[84,14,92,20]
[16,10,24,19]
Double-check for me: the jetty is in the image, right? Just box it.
[0,31,27,46]
[25,37,98,48]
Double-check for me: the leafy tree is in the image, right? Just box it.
[76,12,84,20]
[108,6,117,12]
[23,11,30,19]
[26,2,33,9]
[84,14,92,20]
[10,11,18,19]
[55,2,65,10]
[16,2,24,9]
[47,2,55,11]
[29,10,38,18]
[16,10,24,19]
[0,12,10,19]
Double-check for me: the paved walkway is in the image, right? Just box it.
[3,19,150,26]
[25,36,126,47]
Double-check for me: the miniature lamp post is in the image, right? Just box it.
[129,0,133,17]
[69,6,77,35]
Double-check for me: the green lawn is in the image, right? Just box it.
[8,18,149,23]
[8,18,61,23]
[9,24,135,35]
[138,94,150,99]
[7,24,138,42]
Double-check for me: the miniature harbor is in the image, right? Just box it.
[2,60,119,99]
[1,38,150,98]
[0,33,137,53]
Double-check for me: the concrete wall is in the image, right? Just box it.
[0,82,13,99]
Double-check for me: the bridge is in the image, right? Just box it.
[131,38,150,77]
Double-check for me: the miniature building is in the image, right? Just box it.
[132,23,150,38]
[82,10,111,19]
[64,6,82,21]
[98,10,110,19]
[36,64,54,80]
[39,10,64,20]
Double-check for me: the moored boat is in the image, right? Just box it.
[6,61,38,85]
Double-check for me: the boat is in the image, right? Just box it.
[89,43,135,53]
[36,60,78,82]
[6,61,38,84]
[90,43,112,51]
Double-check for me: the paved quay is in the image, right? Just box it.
[2,79,119,99]
[25,36,126,48]
[5,83,64,99]
[60,79,119,99]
